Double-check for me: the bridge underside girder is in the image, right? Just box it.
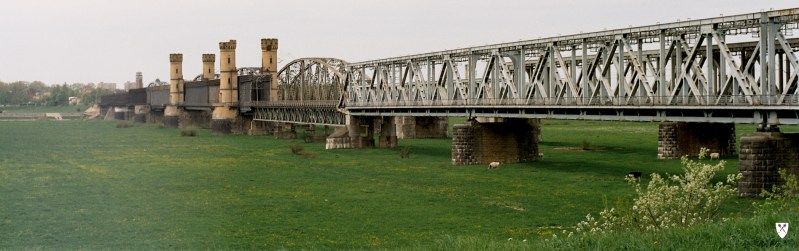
[347,106,799,125]
[253,106,345,126]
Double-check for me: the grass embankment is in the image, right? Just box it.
[0,105,86,114]
[0,120,795,249]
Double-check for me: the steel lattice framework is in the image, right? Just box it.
[345,8,799,125]
[253,57,348,125]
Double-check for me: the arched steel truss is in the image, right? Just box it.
[276,57,348,103]
[253,58,349,125]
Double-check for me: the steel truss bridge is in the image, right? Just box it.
[138,8,797,126]
[314,8,798,125]
[252,58,348,125]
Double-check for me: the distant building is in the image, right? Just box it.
[124,72,144,90]
[124,81,136,90]
[68,96,81,105]
[97,82,117,90]
[135,72,143,89]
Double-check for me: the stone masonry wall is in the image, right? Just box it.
[451,118,540,165]
[658,122,736,159]
[739,132,799,197]
[396,116,449,139]
[179,110,212,129]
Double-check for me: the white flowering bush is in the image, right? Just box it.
[570,148,741,235]
[755,168,799,215]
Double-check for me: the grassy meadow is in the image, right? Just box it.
[0,105,86,114]
[0,119,796,249]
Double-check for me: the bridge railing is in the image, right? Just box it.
[251,100,339,108]
[345,95,799,108]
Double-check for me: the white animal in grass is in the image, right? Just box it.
[488,161,501,169]
[709,152,720,160]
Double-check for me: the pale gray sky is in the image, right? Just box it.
[0,0,796,85]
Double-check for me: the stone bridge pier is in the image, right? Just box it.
[133,105,148,123]
[451,118,540,165]
[657,122,736,159]
[325,115,398,149]
[395,116,448,139]
[274,123,297,139]
[113,106,128,120]
[179,110,212,129]
[738,129,799,197]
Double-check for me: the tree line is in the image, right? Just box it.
[0,81,117,106]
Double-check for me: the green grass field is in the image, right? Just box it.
[0,105,86,114]
[0,119,795,249]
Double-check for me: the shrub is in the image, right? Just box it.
[116,121,131,128]
[289,144,316,158]
[566,147,740,236]
[400,146,411,158]
[290,144,305,155]
[581,140,593,151]
[180,127,198,137]
[755,168,799,215]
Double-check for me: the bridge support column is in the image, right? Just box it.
[451,118,540,165]
[103,107,114,120]
[657,122,736,159]
[738,131,799,197]
[273,123,297,139]
[211,108,236,134]
[377,117,398,148]
[247,119,271,136]
[347,116,375,148]
[395,116,449,139]
[325,126,351,149]
[113,106,127,120]
[133,105,148,123]
[164,106,181,128]
[147,110,164,124]
[179,110,211,129]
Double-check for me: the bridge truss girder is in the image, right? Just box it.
[276,57,348,103]
[344,8,799,124]
[253,106,345,126]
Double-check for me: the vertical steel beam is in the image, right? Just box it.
[677,35,685,104]
[582,39,589,103]
[548,45,555,104]
[719,33,727,98]
[468,54,476,101]
[704,25,715,105]
[517,49,526,102]
[779,52,784,93]
[571,45,577,102]
[638,39,644,100]
[760,17,769,104]
[617,36,625,103]
[768,22,778,104]
[659,31,666,104]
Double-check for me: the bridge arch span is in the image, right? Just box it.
[276,57,348,104]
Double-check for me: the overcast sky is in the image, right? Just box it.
[0,0,796,85]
